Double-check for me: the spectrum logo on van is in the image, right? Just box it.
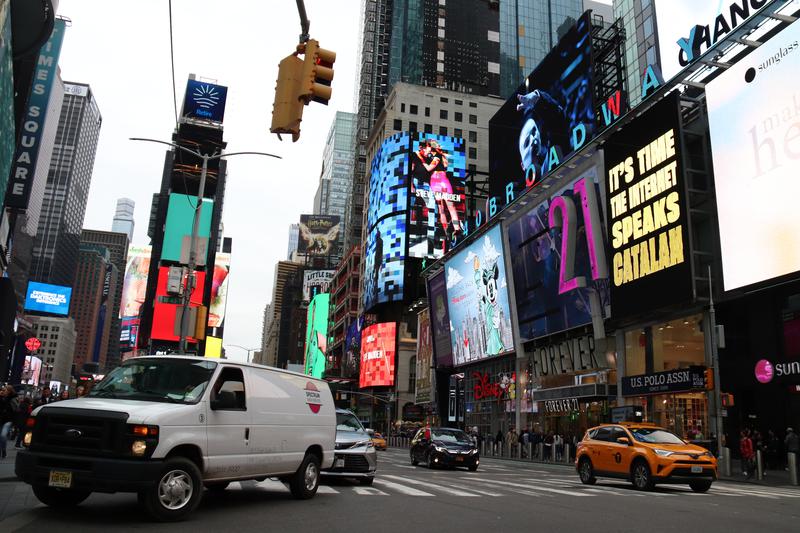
[305,382,322,413]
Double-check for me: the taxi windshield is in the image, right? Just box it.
[631,427,685,445]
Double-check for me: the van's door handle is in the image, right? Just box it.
[245,428,250,441]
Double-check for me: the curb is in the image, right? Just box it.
[0,477,18,483]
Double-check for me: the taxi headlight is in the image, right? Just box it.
[653,449,674,457]
[131,440,148,456]
[702,451,715,458]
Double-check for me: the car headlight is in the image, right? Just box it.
[702,451,715,458]
[653,449,674,457]
[131,440,147,456]
[356,440,373,448]
[469,449,478,455]
[434,445,446,453]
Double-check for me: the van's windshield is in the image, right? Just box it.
[89,359,217,404]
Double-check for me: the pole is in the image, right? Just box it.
[708,266,724,457]
[179,154,209,353]
[296,0,310,43]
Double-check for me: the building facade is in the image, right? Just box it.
[328,245,361,376]
[79,229,128,370]
[286,224,299,261]
[29,315,76,386]
[111,197,135,242]
[71,244,117,372]
[613,0,659,107]
[30,82,102,287]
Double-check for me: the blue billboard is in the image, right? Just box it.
[444,225,514,366]
[24,281,72,316]
[182,79,228,123]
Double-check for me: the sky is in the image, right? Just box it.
[55,0,362,361]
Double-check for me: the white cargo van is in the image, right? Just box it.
[15,356,336,521]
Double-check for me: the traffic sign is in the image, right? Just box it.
[25,337,42,352]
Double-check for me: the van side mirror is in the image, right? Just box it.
[211,390,237,410]
[617,437,631,446]
[366,428,375,436]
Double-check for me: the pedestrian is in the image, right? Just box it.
[0,385,20,458]
[34,387,54,408]
[496,429,504,445]
[740,429,755,479]
[544,432,554,462]
[506,426,518,455]
[767,430,780,470]
[554,433,564,461]
[785,428,799,477]
[59,390,69,401]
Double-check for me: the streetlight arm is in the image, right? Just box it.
[129,137,203,159]
[210,151,282,161]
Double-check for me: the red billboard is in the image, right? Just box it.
[359,322,396,388]
[151,267,206,342]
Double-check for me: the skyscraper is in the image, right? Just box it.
[287,224,299,261]
[111,197,135,242]
[30,82,102,287]
[498,0,585,98]
[314,111,356,260]
[80,229,128,370]
[72,244,118,372]
[347,0,503,253]
[613,0,660,107]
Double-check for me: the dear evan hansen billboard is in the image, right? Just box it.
[182,78,228,123]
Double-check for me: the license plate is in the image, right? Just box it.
[691,466,703,474]
[334,458,345,468]
[48,470,73,488]
[456,456,464,462]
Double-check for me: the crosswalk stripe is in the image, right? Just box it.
[373,479,435,496]
[382,475,483,497]
[316,485,340,494]
[478,478,592,497]
[353,487,389,496]
[710,485,788,499]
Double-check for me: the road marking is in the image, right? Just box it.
[479,478,592,497]
[316,485,340,494]
[353,487,389,496]
[373,479,435,496]
[382,475,484,497]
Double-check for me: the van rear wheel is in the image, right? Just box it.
[289,453,320,500]
[139,457,203,522]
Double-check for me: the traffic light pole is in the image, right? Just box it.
[130,138,281,354]
[296,0,310,43]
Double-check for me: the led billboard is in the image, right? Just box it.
[297,214,341,256]
[304,293,330,379]
[209,252,230,328]
[604,92,691,318]
[162,194,214,264]
[445,225,514,366]
[360,322,396,388]
[506,155,610,342]
[182,78,228,123]
[363,214,406,311]
[706,19,800,291]
[302,270,335,301]
[24,282,72,316]
[415,309,434,404]
[151,267,206,342]
[120,245,152,319]
[344,316,364,378]
[489,13,595,200]
[427,270,453,367]
[407,134,467,259]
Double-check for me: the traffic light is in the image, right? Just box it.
[194,305,208,341]
[704,368,714,391]
[721,393,734,407]
[270,54,306,142]
[298,39,335,105]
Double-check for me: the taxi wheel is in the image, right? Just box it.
[631,460,654,491]
[689,480,712,493]
[578,457,596,485]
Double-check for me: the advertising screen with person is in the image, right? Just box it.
[360,322,397,388]
[444,225,514,366]
[208,252,230,328]
[304,293,330,379]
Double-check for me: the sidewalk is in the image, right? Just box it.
[0,446,19,482]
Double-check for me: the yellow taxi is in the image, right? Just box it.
[575,422,717,492]
[370,432,387,451]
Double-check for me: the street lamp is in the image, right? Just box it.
[130,137,281,353]
[225,344,259,363]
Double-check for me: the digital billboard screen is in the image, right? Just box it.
[415,309,434,404]
[603,91,691,318]
[303,270,335,302]
[427,270,453,367]
[445,225,514,366]
[209,252,230,328]
[298,214,341,256]
[363,214,406,311]
[120,245,152,318]
[182,78,228,123]
[506,155,610,342]
[304,293,330,379]
[488,13,594,200]
[24,282,72,316]
[151,267,206,342]
[344,316,364,379]
[407,134,467,259]
[705,19,800,291]
[360,322,396,388]
[162,194,213,264]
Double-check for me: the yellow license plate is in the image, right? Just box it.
[48,470,73,488]
[456,456,464,462]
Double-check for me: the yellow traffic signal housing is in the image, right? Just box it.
[298,39,336,105]
[270,54,305,142]
[194,305,208,341]
[704,368,714,391]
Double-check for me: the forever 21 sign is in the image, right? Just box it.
[621,366,706,396]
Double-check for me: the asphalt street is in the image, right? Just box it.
[1,447,799,532]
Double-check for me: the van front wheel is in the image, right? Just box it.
[140,457,203,522]
[290,453,320,500]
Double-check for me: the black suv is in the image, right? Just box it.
[410,427,479,471]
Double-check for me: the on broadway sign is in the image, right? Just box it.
[622,366,706,396]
